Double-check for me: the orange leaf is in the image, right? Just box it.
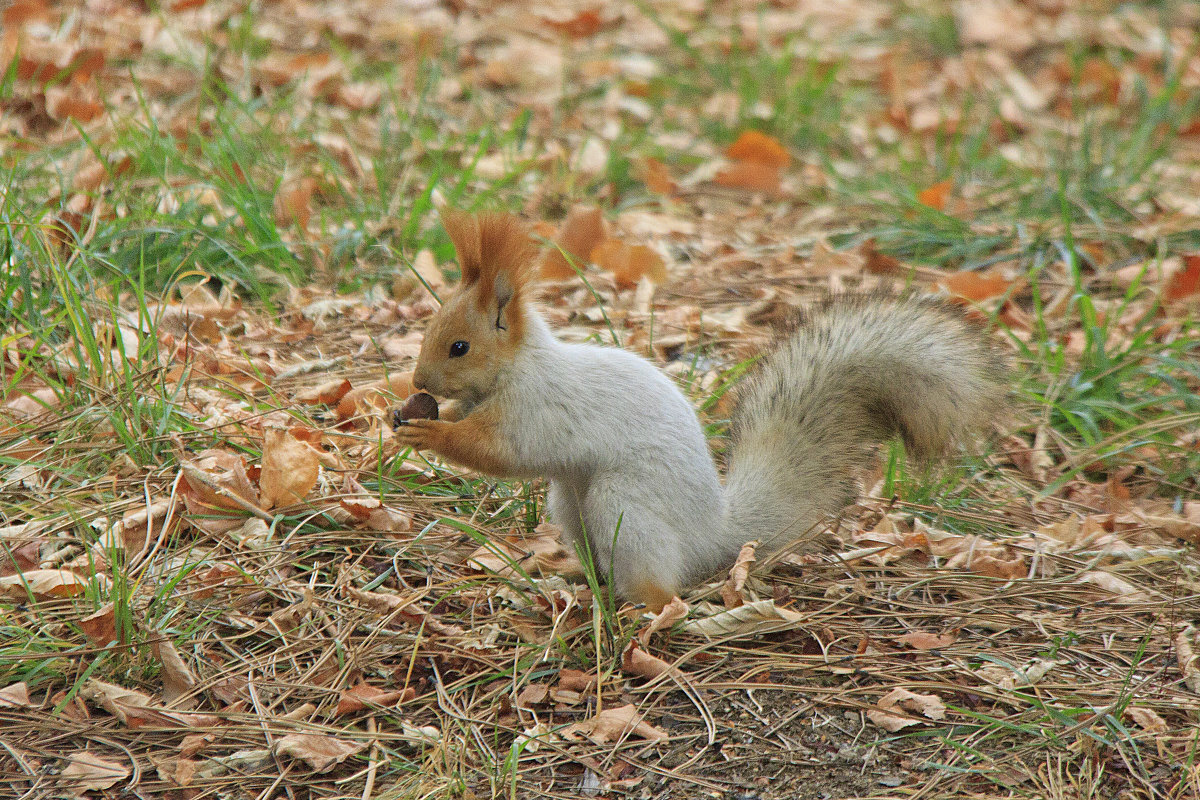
[1164,254,1200,301]
[540,205,606,279]
[726,130,790,168]
[274,176,317,230]
[258,428,321,509]
[713,161,782,195]
[639,157,676,195]
[938,270,1012,303]
[896,630,957,650]
[541,8,607,38]
[590,238,667,288]
[917,179,953,211]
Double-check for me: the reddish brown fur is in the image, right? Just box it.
[440,210,537,344]
[394,407,522,477]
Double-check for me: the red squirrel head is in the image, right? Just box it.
[411,210,536,407]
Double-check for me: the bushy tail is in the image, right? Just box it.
[722,294,1007,560]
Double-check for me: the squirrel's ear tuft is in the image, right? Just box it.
[441,208,536,299]
[440,208,483,286]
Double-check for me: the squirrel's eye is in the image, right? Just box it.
[449,340,470,358]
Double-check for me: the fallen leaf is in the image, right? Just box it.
[1125,706,1168,734]
[274,733,364,773]
[60,751,129,792]
[335,682,414,715]
[589,237,667,288]
[639,157,676,195]
[258,428,321,509]
[0,681,32,708]
[680,599,803,638]
[153,639,198,707]
[541,205,606,279]
[720,541,757,609]
[561,703,668,744]
[79,603,119,646]
[896,630,957,650]
[725,130,790,168]
[0,569,106,599]
[296,378,351,406]
[1164,254,1200,302]
[937,270,1014,303]
[713,161,782,195]
[917,179,953,211]
[867,687,947,731]
[622,641,676,679]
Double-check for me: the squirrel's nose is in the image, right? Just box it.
[412,368,427,391]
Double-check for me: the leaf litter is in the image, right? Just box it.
[2,0,1200,798]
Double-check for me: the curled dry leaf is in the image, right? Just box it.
[60,751,129,792]
[0,681,32,708]
[1176,626,1200,694]
[274,733,365,773]
[295,377,352,406]
[153,639,198,707]
[720,540,757,609]
[679,598,803,639]
[561,703,668,744]
[937,270,1014,303]
[467,522,581,578]
[258,428,321,509]
[1125,706,1168,734]
[917,179,953,211]
[541,205,606,279]
[336,682,415,716]
[896,630,958,650]
[79,603,119,647]
[0,568,108,599]
[589,237,667,288]
[638,595,688,643]
[866,687,947,732]
[622,641,676,679]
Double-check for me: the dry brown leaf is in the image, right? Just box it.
[1164,254,1200,302]
[937,270,1014,303]
[720,541,757,609]
[725,130,790,168]
[79,603,119,646]
[258,428,321,509]
[1178,627,1200,694]
[296,378,351,406]
[274,733,365,773]
[561,703,668,744]
[713,161,782,195]
[335,682,414,716]
[0,681,32,708]
[639,157,676,195]
[917,179,953,211]
[0,568,106,599]
[622,641,676,679]
[541,205,606,279]
[181,449,259,510]
[867,687,946,731]
[589,237,667,288]
[60,751,129,792]
[467,523,580,578]
[896,630,957,650]
[336,372,413,422]
[1125,706,1168,734]
[153,639,198,707]
[680,599,803,638]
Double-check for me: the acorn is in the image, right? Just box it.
[392,392,439,429]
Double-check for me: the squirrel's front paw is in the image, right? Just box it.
[393,418,446,452]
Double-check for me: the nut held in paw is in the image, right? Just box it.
[392,392,439,428]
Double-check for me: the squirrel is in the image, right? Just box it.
[395,210,1007,612]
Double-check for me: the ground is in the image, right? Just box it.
[2,1,1200,798]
